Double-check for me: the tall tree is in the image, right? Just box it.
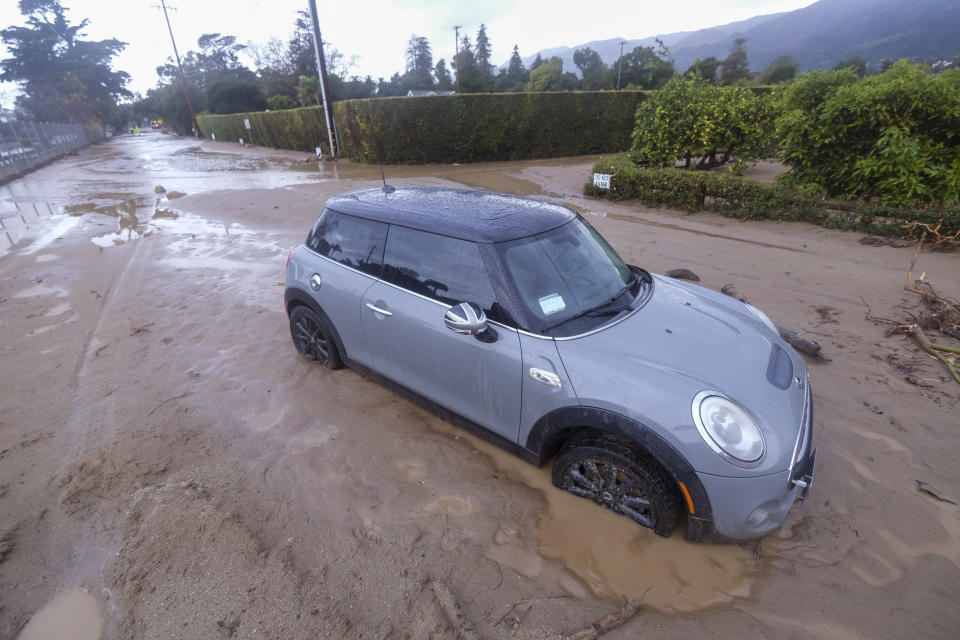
[573,47,612,90]
[452,35,482,92]
[720,38,751,85]
[503,45,528,91]
[832,56,867,77]
[404,35,433,89]
[762,55,798,84]
[618,40,675,90]
[526,56,564,91]
[434,59,453,90]
[475,24,493,90]
[288,10,316,78]
[1,0,130,123]
[157,33,254,90]
[686,56,719,82]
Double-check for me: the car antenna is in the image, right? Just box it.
[378,143,395,194]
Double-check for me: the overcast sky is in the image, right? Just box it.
[0,0,816,107]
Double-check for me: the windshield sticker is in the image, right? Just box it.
[539,293,566,315]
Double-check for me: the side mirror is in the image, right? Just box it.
[444,302,488,335]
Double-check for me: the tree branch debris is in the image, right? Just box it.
[870,231,960,385]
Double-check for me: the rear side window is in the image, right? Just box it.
[382,226,497,314]
[307,209,387,277]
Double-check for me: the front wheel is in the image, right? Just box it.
[552,439,678,537]
[289,306,343,369]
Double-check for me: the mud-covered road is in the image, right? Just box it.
[1,133,958,639]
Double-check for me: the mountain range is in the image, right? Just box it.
[511,0,960,76]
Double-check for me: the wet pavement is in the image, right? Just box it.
[1,132,959,639]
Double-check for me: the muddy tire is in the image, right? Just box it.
[552,438,678,537]
[289,306,342,369]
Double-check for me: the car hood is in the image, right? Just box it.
[554,275,808,477]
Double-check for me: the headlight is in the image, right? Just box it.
[692,392,765,465]
[746,304,778,334]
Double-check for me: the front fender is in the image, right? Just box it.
[526,406,725,542]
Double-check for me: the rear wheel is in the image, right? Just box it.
[552,438,678,537]
[289,306,342,369]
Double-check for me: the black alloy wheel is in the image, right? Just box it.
[552,439,678,537]
[289,306,342,369]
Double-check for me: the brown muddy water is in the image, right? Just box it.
[2,131,959,640]
[18,588,102,640]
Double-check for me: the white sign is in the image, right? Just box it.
[238,138,244,146]
[244,118,251,130]
[593,173,611,189]
[538,293,566,316]
[210,133,216,141]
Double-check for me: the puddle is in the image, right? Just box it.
[13,284,67,299]
[18,587,102,640]
[433,423,757,613]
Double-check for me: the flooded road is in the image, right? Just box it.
[1,132,959,639]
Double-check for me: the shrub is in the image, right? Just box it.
[267,95,298,110]
[631,76,777,171]
[777,62,960,206]
[585,154,960,237]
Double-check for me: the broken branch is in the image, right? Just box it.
[562,591,647,640]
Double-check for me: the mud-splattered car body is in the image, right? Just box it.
[284,187,815,542]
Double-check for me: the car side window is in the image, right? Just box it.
[382,226,497,314]
[307,209,387,278]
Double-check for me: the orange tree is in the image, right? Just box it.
[777,61,960,206]
[630,75,776,171]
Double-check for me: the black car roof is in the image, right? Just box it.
[324,186,576,243]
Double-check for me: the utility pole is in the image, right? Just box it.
[307,0,338,158]
[157,1,199,136]
[617,41,625,90]
[454,25,461,93]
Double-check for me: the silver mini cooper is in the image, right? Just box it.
[284,187,815,542]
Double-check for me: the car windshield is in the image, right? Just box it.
[496,216,634,332]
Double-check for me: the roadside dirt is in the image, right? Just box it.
[1,133,958,639]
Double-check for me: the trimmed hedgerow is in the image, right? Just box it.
[199,92,648,162]
[334,91,648,163]
[197,106,332,153]
[584,153,960,237]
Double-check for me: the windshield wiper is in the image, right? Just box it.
[541,272,638,332]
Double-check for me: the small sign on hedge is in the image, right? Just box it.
[593,173,611,190]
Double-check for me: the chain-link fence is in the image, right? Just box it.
[0,120,105,182]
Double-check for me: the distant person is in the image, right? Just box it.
[135,125,141,136]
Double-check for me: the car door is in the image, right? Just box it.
[296,209,387,368]
[361,226,522,441]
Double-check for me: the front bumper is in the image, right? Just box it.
[687,383,815,542]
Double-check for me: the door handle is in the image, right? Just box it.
[365,302,392,316]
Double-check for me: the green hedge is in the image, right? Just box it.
[198,92,647,163]
[584,154,960,237]
[334,91,647,163]
[197,106,332,153]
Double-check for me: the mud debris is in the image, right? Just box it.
[915,480,958,505]
[720,283,748,303]
[0,527,15,563]
[779,327,831,361]
[665,268,700,282]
